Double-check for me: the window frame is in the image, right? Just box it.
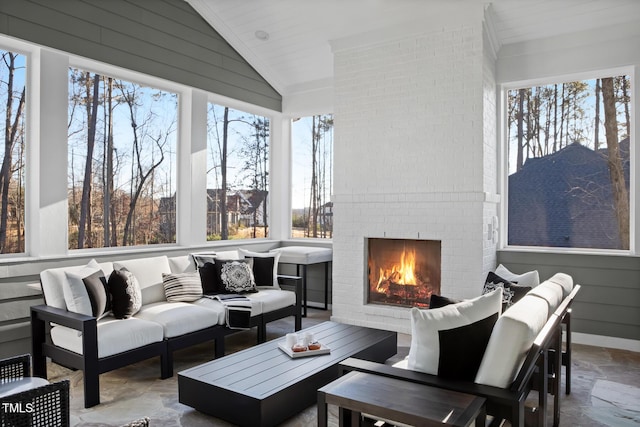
[204,93,276,241]
[499,66,637,255]
[66,56,183,251]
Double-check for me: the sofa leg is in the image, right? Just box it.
[215,337,225,358]
[30,310,47,378]
[257,323,266,344]
[161,350,173,379]
[83,367,100,408]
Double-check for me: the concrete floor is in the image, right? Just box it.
[46,309,640,426]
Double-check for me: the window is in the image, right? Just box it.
[0,49,26,254]
[291,114,334,239]
[67,68,177,249]
[506,74,631,250]
[206,103,269,240]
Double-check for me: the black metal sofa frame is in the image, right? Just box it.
[340,284,580,427]
[30,278,302,408]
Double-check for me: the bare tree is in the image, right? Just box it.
[0,53,25,253]
[77,73,100,249]
[601,77,629,249]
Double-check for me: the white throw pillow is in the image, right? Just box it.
[495,264,540,287]
[407,288,502,376]
[63,262,103,316]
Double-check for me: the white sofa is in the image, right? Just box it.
[341,272,580,427]
[31,251,302,408]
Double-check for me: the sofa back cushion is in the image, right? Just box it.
[113,256,171,305]
[40,259,103,310]
[475,294,550,388]
[168,255,195,273]
[547,272,573,299]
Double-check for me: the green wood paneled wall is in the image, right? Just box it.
[497,250,640,341]
[0,0,282,111]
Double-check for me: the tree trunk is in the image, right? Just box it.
[594,79,600,150]
[0,54,25,252]
[601,77,629,249]
[516,89,525,171]
[78,74,100,249]
[221,107,229,240]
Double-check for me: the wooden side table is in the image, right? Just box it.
[318,371,486,427]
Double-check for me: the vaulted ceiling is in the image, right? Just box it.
[186,0,640,95]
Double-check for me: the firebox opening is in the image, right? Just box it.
[367,238,441,308]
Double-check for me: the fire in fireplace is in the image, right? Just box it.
[367,238,441,308]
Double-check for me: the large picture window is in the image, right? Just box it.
[206,103,269,240]
[68,68,177,249]
[0,50,26,254]
[291,115,334,239]
[506,74,631,250]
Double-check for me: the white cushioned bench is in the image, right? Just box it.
[272,246,332,316]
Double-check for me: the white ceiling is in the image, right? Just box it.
[186,0,640,95]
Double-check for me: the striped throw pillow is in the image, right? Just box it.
[162,272,203,302]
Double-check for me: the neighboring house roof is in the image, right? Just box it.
[508,138,630,249]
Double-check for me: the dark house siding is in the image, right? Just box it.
[0,0,282,111]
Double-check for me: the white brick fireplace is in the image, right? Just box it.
[330,7,500,334]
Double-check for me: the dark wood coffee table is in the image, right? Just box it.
[178,321,397,427]
[318,371,486,427]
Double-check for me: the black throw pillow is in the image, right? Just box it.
[429,294,462,309]
[248,256,276,287]
[82,270,111,318]
[198,262,224,294]
[107,268,142,319]
[215,259,257,294]
[437,312,498,381]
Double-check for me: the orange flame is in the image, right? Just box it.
[376,248,418,290]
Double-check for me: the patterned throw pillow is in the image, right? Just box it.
[108,268,142,319]
[483,271,531,309]
[218,260,257,294]
[162,272,203,302]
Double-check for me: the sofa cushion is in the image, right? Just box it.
[113,256,171,305]
[135,302,220,338]
[108,268,142,319]
[527,281,563,312]
[168,255,195,274]
[407,288,502,375]
[40,259,103,310]
[191,298,231,324]
[495,264,540,287]
[0,377,51,398]
[272,246,332,264]
[239,248,281,289]
[162,272,203,302]
[547,272,573,299]
[50,317,164,358]
[245,288,296,313]
[475,294,550,388]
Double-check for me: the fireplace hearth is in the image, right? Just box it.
[367,238,441,308]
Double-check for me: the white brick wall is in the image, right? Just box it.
[331,20,498,333]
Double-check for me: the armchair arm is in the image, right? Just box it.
[30,305,98,378]
[0,354,31,381]
[30,304,96,332]
[339,358,517,404]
